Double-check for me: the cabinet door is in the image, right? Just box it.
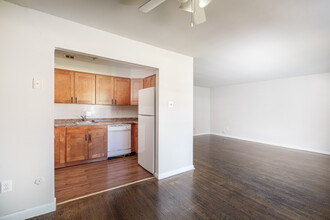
[96,75,114,105]
[143,77,151,88]
[88,126,107,159]
[66,126,89,163]
[55,69,74,103]
[75,72,95,104]
[130,79,143,105]
[150,75,156,87]
[114,77,130,105]
[54,127,66,168]
[131,123,138,154]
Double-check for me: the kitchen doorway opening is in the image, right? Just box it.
[54,48,159,204]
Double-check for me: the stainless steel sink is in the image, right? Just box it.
[74,120,97,125]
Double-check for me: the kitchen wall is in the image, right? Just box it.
[55,50,157,79]
[54,104,138,119]
[54,49,156,120]
[0,1,193,219]
[211,72,330,155]
[193,86,210,135]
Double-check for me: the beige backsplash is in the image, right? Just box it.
[54,104,138,119]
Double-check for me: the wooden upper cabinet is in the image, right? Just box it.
[54,68,133,106]
[88,126,107,159]
[130,79,143,105]
[54,127,66,168]
[75,72,95,104]
[96,75,114,105]
[150,75,156,87]
[55,69,74,103]
[114,77,130,105]
[143,77,151,88]
[66,126,89,163]
[143,75,156,88]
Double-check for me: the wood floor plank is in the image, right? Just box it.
[55,155,153,203]
[31,135,330,220]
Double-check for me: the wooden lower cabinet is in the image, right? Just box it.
[56,125,107,168]
[131,123,138,154]
[88,126,107,159]
[66,126,89,163]
[54,127,66,168]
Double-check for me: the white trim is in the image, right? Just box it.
[156,165,195,180]
[211,133,330,155]
[193,132,210,136]
[0,198,56,220]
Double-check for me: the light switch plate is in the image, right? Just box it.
[168,101,174,108]
[33,78,42,89]
[0,180,12,193]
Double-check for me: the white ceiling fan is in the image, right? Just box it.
[139,0,212,26]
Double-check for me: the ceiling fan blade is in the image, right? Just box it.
[119,0,147,5]
[139,0,166,13]
[193,1,206,24]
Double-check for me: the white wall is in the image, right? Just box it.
[0,1,193,219]
[211,72,330,155]
[193,86,210,135]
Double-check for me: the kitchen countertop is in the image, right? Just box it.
[55,118,138,127]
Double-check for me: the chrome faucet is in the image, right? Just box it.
[80,115,87,121]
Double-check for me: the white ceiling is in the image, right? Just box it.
[7,0,330,87]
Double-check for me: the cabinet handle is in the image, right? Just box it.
[71,97,73,103]
[75,97,78,103]
[115,99,117,105]
[89,134,92,142]
[112,99,113,105]
[85,134,87,141]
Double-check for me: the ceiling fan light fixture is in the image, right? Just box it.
[199,0,212,8]
[179,1,192,12]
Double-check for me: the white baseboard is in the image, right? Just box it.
[194,132,210,136]
[0,198,56,220]
[155,165,195,180]
[211,133,330,155]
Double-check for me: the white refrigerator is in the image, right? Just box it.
[138,87,155,174]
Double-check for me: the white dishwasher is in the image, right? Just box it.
[107,124,131,158]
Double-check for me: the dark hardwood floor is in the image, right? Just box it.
[32,135,330,219]
[55,155,153,203]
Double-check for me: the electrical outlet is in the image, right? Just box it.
[86,112,92,117]
[34,177,45,185]
[0,180,12,193]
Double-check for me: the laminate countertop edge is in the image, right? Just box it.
[55,118,138,127]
